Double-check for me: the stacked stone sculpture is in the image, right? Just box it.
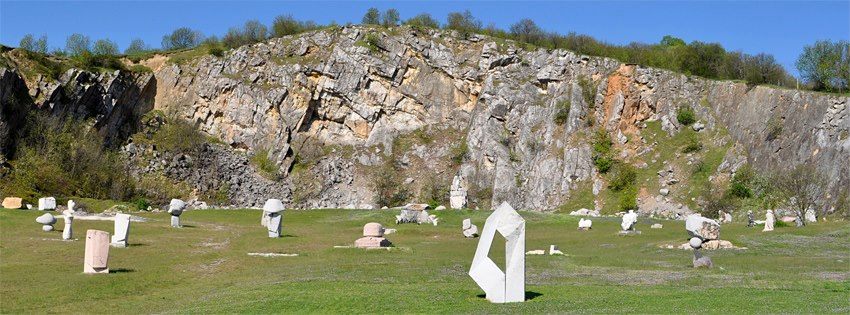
[747,210,755,227]
[354,222,392,248]
[469,202,525,303]
[62,210,74,240]
[763,210,775,232]
[36,213,56,231]
[462,218,479,238]
[84,230,110,274]
[685,214,720,268]
[110,213,131,247]
[263,199,285,238]
[168,199,186,228]
[38,197,56,211]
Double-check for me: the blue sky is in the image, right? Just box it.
[1,1,848,77]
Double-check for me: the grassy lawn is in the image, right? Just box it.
[1,208,848,313]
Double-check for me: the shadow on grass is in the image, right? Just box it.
[280,234,297,238]
[110,268,135,274]
[180,224,197,228]
[475,291,543,301]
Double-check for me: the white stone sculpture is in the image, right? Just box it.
[63,210,74,240]
[110,213,131,247]
[763,210,775,232]
[549,245,563,255]
[263,199,285,238]
[36,213,56,231]
[84,230,110,274]
[67,200,76,212]
[685,214,720,241]
[462,218,479,238]
[168,199,187,228]
[621,210,638,231]
[450,175,468,209]
[38,197,56,211]
[805,208,817,223]
[578,218,592,230]
[469,202,525,303]
[354,222,392,248]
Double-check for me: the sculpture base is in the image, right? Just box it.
[577,227,591,231]
[617,230,641,236]
[84,266,109,274]
[354,237,392,248]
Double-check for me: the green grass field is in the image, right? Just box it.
[1,208,848,313]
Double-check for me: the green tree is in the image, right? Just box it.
[161,27,203,50]
[445,10,481,35]
[382,8,400,27]
[404,13,440,29]
[65,33,91,56]
[125,38,149,55]
[509,18,543,44]
[271,15,318,37]
[796,40,850,91]
[18,34,34,51]
[362,7,381,25]
[660,35,686,47]
[92,39,119,56]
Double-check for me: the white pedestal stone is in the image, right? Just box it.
[84,230,110,274]
[110,214,131,247]
[38,197,56,211]
[469,202,525,303]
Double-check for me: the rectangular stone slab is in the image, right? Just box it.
[84,230,110,274]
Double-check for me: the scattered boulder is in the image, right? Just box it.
[651,223,663,229]
[354,222,392,248]
[462,218,479,238]
[2,197,22,209]
[395,204,436,225]
[569,208,600,217]
[659,188,669,196]
[435,205,446,211]
[692,122,705,132]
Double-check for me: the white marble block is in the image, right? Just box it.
[578,218,592,230]
[469,202,525,303]
[462,218,479,238]
[763,210,775,232]
[264,199,285,238]
[621,210,638,231]
[84,230,110,274]
[38,197,56,211]
[110,214,131,247]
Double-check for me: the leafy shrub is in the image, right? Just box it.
[372,159,409,207]
[677,106,696,126]
[619,187,638,211]
[147,117,206,153]
[420,176,448,209]
[554,99,571,125]
[591,129,615,173]
[608,163,637,192]
[766,117,783,141]
[250,148,280,180]
[450,141,469,166]
[129,64,152,73]
[682,133,703,153]
[578,76,597,108]
[131,198,151,211]
[3,113,135,201]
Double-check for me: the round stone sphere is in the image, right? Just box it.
[689,237,703,249]
[42,225,54,232]
[363,222,384,237]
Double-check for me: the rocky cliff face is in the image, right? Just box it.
[2,26,848,213]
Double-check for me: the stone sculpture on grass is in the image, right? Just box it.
[462,218,479,238]
[578,218,592,230]
[36,213,56,231]
[264,199,285,238]
[354,222,392,248]
[685,214,720,268]
[2,197,23,209]
[618,210,640,235]
[111,213,131,247]
[84,230,110,274]
[63,210,74,240]
[469,202,525,303]
[168,199,186,228]
[763,210,775,232]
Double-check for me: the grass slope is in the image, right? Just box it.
[1,209,848,313]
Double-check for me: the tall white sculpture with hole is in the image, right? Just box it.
[468,201,525,303]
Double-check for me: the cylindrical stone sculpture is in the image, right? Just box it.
[63,211,74,240]
[84,230,110,274]
[263,199,285,238]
